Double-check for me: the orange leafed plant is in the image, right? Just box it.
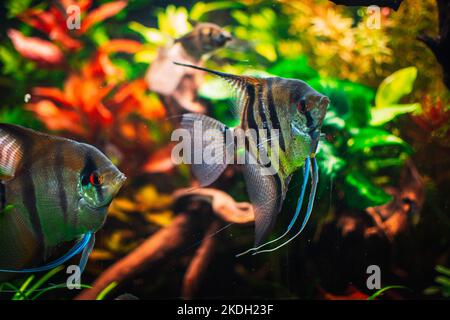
[412,96,450,133]
[27,44,167,175]
[8,0,128,67]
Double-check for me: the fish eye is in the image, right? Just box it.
[89,171,103,186]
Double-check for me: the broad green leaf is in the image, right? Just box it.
[6,0,32,18]
[128,22,167,45]
[255,43,277,62]
[88,25,109,46]
[375,67,417,107]
[344,172,393,209]
[134,49,158,64]
[309,77,374,127]
[365,157,408,171]
[323,110,346,130]
[190,1,242,20]
[348,128,410,154]
[157,5,190,39]
[268,55,318,81]
[317,141,346,177]
[231,10,249,25]
[370,103,420,126]
[0,46,20,75]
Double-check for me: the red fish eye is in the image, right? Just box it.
[89,171,103,186]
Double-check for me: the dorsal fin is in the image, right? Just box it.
[173,62,261,90]
[173,62,262,117]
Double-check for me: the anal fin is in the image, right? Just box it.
[242,153,286,246]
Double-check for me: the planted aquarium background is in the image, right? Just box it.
[0,0,449,300]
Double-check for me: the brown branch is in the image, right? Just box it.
[173,188,254,224]
[330,0,404,10]
[75,213,197,300]
[75,188,253,300]
[182,221,221,299]
[418,0,450,90]
[365,160,425,241]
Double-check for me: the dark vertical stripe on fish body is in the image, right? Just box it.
[0,182,5,210]
[267,79,286,152]
[54,142,68,225]
[3,126,46,254]
[257,84,274,168]
[20,155,45,255]
[246,84,259,156]
[273,171,283,211]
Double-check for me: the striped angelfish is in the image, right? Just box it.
[174,62,329,255]
[0,124,125,280]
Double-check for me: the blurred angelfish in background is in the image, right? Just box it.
[146,21,232,115]
[174,62,329,256]
[0,124,126,280]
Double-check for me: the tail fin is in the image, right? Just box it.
[180,113,234,186]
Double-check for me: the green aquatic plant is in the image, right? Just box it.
[370,67,421,126]
[96,281,118,300]
[309,68,416,209]
[367,285,410,300]
[0,266,92,300]
[424,265,450,298]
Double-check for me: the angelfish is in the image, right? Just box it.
[0,124,126,279]
[174,62,329,255]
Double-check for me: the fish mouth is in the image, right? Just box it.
[114,172,127,189]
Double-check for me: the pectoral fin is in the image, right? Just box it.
[242,154,286,246]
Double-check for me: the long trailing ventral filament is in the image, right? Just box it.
[236,155,318,257]
[253,156,318,255]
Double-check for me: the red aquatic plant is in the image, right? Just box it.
[8,0,127,66]
[7,29,66,67]
[411,96,450,133]
[27,46,167,175]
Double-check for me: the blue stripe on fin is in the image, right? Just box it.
[235,157,311,257]
[254,157,318,254]
[0,232,92,273]
[78,233,95,273]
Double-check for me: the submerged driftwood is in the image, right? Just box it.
[75,188,253,300]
